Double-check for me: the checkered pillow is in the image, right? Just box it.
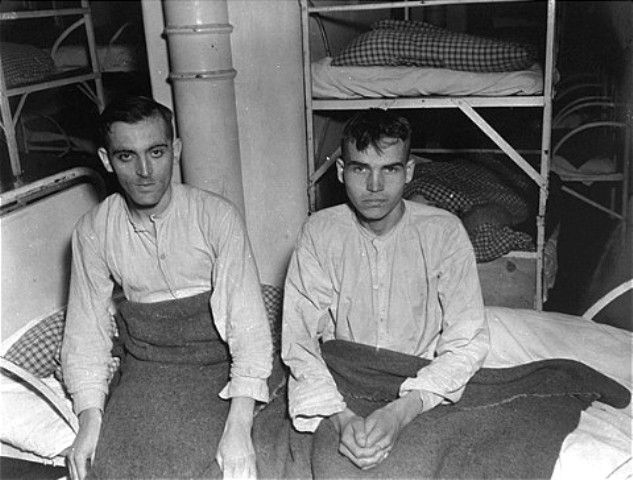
[261,284,283,354]
[3,310,66,378]
[404,159,530,220]
[0,42,56,89]
[332,20,537,72]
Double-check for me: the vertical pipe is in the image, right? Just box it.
[141,0,180,183]
[163,0,245,215]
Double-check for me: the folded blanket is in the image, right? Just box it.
[312,340,630,479]
[332,20,537,72]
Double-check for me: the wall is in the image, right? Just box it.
[228,0,308,287]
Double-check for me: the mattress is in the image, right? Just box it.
[53,43,142,73]
[311,57,544,99]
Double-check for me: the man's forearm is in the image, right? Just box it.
[386,390,424,428]
[226,396,255,427]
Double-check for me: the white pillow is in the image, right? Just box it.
[0,373,76,459]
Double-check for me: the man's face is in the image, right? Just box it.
[98,116,181,217]
[337,137,414,235]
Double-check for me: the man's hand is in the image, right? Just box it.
[329,408,385,469]
[216,397,257,480]
[66,408,102,480]
[360,391,424,470]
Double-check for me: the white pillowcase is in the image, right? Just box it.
[0,373,76,459]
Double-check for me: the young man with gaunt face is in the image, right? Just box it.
[282,108,489,473]
[62,96,273,480]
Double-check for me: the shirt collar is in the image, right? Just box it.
[348,200,409,243]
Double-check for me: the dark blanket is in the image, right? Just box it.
[89,291,285,480]
[310,340,630,480]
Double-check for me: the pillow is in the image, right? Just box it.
[331,20,537,73]
[0,42,56,89]
[0,373,75,459]
[261,284,283,354]
[3,310,65,378]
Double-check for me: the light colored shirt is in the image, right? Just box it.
[282,200,489,432]
[62,184,272,414]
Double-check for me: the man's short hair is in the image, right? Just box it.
[341,108,411,161]
[98,95,174,148]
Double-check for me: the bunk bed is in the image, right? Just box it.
[0,0,105,187]
[301,0,557,309]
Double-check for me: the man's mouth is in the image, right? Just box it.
[362,198,387,207]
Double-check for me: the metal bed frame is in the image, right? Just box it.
[300,0,557,309]
[0,0,105,187]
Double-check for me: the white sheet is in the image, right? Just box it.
[485,307,632,480]
[312,57,543,99]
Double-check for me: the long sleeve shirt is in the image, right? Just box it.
[61,184,272,414]
[282,200,489,432]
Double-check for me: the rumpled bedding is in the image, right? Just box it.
[404,156,544,262]
[310,339,630,479]
[332,19,537,72]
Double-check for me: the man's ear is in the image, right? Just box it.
[97,147,114,173]
[405,157,415,184]
[336,157,345,184]
[172,138,182,162]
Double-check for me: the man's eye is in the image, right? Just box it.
[351,166,367,174]
[150,149,165,158]
[116,153,132,162]
[384,166,400,174]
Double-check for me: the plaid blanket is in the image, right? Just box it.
[404,157,536,262]
[332,20,537,72]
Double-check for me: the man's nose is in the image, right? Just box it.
[367,171,384,192]
[136,157,152,177]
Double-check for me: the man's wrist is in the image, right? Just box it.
[226,396,255,427]
[78,407,103,428]
[391,391,423,427]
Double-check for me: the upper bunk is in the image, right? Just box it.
[0,2,103,98]
[301,0,557,111]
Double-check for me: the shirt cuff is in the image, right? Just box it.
[72,389,106,415]
[219,376,269,403]
[288,377,347,432]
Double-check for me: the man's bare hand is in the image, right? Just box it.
[361,391,424,470]
[216,397,256,480]
[329,408,385,469]
[66,408,102,480]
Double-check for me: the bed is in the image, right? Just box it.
[1,167,631,479]
[0,3,109,184]
[302,0,557,309]
[51,22,145,74]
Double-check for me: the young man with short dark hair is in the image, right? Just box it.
[62,96,273,480]
[282,108,489,473]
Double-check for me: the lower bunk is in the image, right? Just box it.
[1,169,629,479]
[403,152,561,308]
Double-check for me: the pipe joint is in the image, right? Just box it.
[164,23,233,35]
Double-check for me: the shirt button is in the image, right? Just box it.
[160,253,166,260]
[373,284,379,290]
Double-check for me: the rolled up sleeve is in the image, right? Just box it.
[400,221,489,407]
[282,225,346,432]
[211,207,272,404]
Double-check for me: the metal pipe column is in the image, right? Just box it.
[163,0,245,215]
